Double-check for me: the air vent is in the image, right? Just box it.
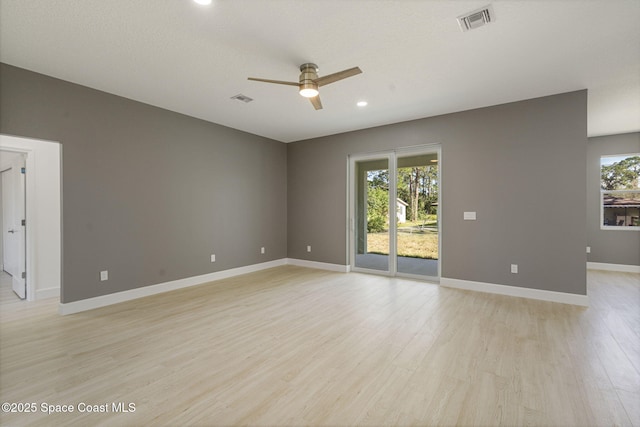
[457,5,494,32]
[231,94,254,103]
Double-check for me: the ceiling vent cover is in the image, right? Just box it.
[457,5,494,32]
[231,94,254,103]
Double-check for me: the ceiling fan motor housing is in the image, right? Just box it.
[299,63,319,97]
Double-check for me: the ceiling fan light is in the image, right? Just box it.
[299,82,319,98]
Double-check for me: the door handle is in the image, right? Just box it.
[8,229,16,233]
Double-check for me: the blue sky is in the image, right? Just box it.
[600,153,638,167]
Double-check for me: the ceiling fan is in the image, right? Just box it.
[248,63,362,110]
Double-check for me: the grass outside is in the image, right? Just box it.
[366,228,439,259]
[400,217,438,228]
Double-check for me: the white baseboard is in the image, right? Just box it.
[59,259,287,315]
[58,258,351,315]
[286,258,350,273]
[440,277,589,307]
[60,258,595,315]
[36,287,59,300]
[587,262,640,273]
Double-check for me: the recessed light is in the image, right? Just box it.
[357,101,368,107]
[193,0,212,5]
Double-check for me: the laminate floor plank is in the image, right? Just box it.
[1,268,638,426]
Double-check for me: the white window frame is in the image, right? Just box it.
[600,153,640,231]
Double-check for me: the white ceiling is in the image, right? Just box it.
[1,0,639,143]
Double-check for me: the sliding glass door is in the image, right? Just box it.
[349,146,440,280]
[352,155,392,272]
[396,152,439,277]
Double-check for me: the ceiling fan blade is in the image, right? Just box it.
[314,67,362,87]
[247,77,299,86]
[309,95,323,110]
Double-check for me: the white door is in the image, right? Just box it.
[1,155,26,299]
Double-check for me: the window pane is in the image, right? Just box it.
[354,158,390,272]
[600,154,640,190]
[602,191,640,227]
[396,153,439,277]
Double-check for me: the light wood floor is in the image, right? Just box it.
[0,267,638,426]
[0,272,25,308]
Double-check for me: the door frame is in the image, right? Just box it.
[349,151,396,276]
[348,144,441,280]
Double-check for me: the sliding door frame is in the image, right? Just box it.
[348,144,441,281]
[349,151,396,276]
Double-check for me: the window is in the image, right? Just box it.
[600,154,640,230]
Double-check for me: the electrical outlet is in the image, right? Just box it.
[307,245,312,252]
[511,264,518,274]
[100,270,108,281]
[211,254,216,263]
[261,247,265,254]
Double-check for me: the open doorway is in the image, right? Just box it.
[0,135,61,303]
[349,145,441,280]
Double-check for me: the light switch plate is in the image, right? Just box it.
[464,211,477,220]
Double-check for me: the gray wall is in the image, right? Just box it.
[288,91,588,295]
[587,132,640,266]
[0,62,591,301]
[0,64,287,303]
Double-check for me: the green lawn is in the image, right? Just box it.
[366,228,438,259]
